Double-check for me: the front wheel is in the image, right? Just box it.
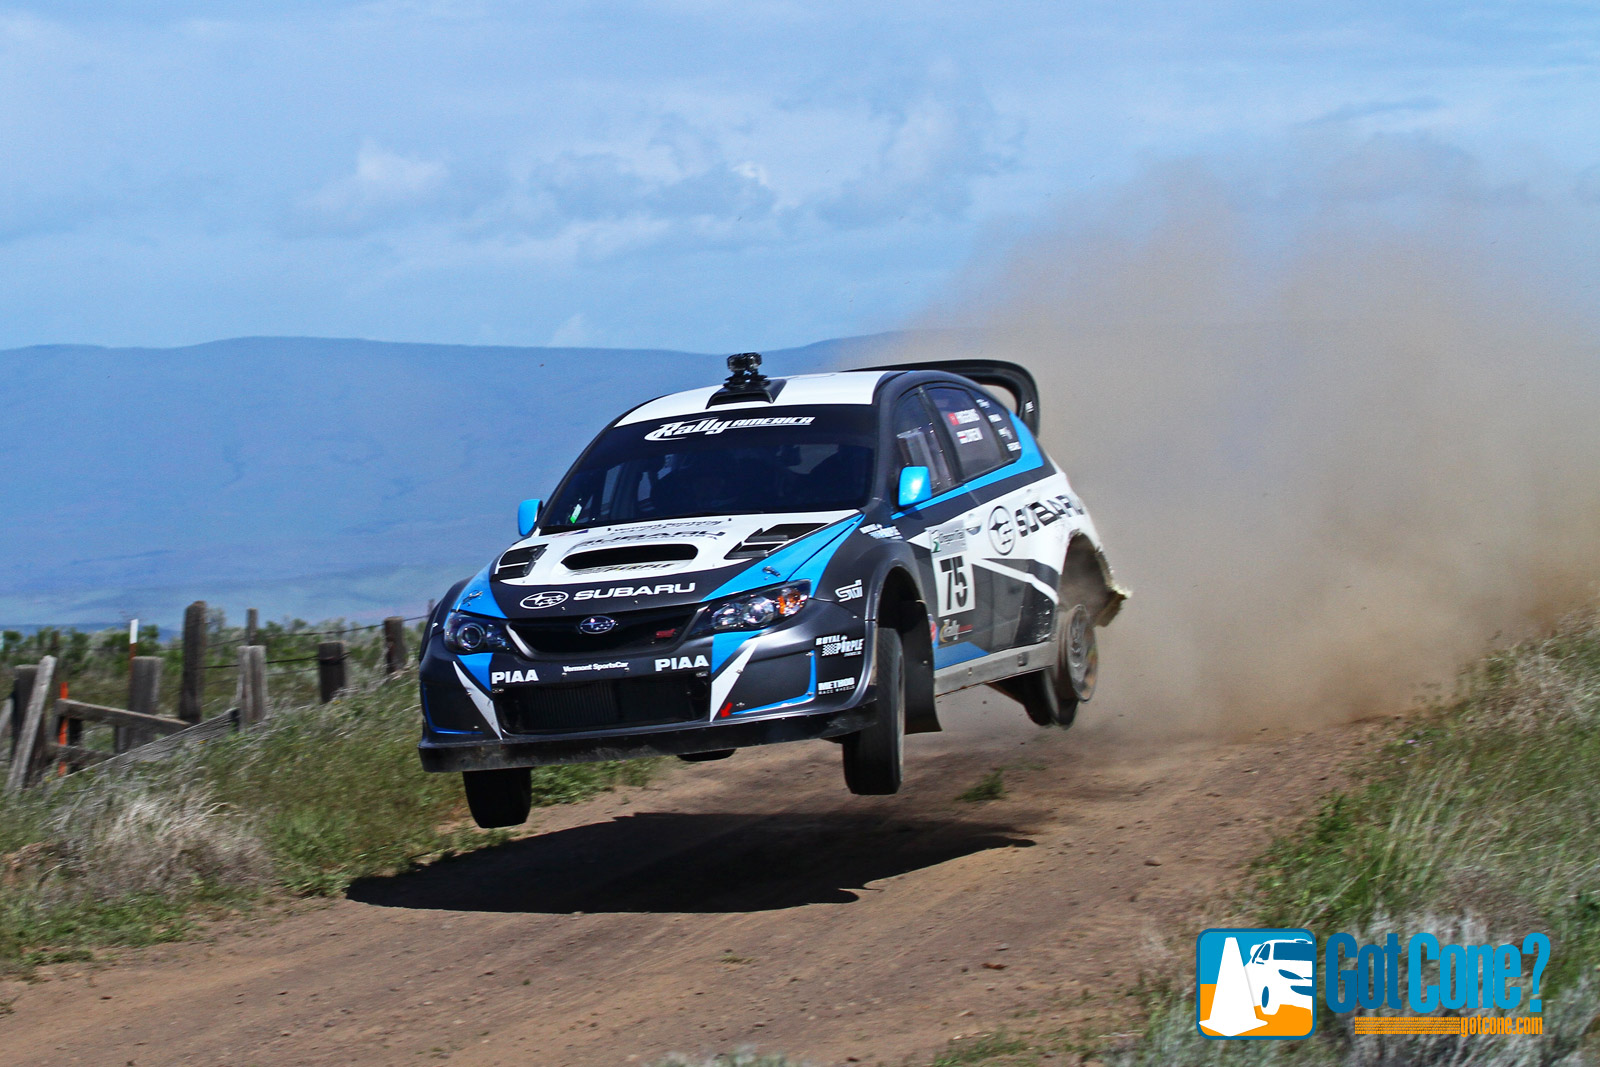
[462,767,533,828]
[842,625,906,795]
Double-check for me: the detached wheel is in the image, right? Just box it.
[462,768,533,828]
[842,624,906,795]
[1015,600,1097,729]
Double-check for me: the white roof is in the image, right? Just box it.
[616,371,888,426]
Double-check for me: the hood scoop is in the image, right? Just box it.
[562,543,699,571]
[494,544,546,580]
[726,522,826,560]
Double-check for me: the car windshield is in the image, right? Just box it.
[541,406,878,532]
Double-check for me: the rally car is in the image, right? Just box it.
[418,353,1127,827]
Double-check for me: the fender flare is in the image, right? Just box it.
[861,548,939,735]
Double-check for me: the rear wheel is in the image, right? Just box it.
[842,624,906,795]
[1014,598,1097,729]
[462,767,533,828]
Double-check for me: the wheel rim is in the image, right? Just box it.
[1062,604,1097,700]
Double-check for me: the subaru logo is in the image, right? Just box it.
[520,590,569,610]
[578,616,617,635]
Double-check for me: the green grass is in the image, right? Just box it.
[956,769,1007,803]
[0,631,658,975]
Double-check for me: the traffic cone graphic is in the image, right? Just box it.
[1201,936,1266,1036]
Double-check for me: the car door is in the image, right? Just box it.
[886,388,985,653]
[923,383,1030,652]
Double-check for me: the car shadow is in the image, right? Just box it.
[347,810,1034,914]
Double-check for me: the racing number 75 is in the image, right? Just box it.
[938,555,970,614]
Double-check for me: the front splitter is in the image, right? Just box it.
[419,706,876,772]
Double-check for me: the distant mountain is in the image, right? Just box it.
[0,333,912,629]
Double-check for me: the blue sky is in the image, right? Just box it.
[1,1,1596,353]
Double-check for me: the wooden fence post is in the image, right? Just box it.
[0,695,12,763]
[237,645,267,726]
[179,601,207,724]
[120,656,164,753]
[317,641,347,703]
[5,657,56,794]
[245,608,259,647]
[383,617,407,675]
[10,665,37,758]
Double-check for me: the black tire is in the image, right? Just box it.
[462,767,533,828]
[842,624,906,795]
[678,749,735,762]
[1014,599,1098,729]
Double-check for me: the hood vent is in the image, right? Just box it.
[726,522,825,560]
[562,543,699,571]
[494,544,546,580]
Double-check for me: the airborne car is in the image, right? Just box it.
[418,354,1126,827]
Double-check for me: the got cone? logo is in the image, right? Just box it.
[1197,928,1318,1039]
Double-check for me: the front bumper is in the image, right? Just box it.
[417,599,874,770]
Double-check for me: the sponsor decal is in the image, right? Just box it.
[645,416,816,440]
[1196,926,1552,1040]
[815,634,865,657]
[594,561,676,573]
[834,579,864,602]
[655,654,711,671]
[930,521,968,554]
[818,676,856,695]
[860,522,902,540]
[520,590,570,610]
[1006,494,1082,542]
[561,661,629,675]
[947,408,982,426]
[574,582,696,601]
[1006,441,1023,451]
[576,526,726,547]
[937,618,973,644]
[987,506,1017,555]
[490,669,539,685]
[955,427,985,445]
[577,616,617,635]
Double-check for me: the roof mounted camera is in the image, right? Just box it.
[709,352,783,406]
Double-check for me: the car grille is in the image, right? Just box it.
[509,605,698,655]
[497,675,710,734]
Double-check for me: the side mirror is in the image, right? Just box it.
[517,498,543,538]
[897,466,932,508]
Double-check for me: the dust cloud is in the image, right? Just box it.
[877,169,1600,737]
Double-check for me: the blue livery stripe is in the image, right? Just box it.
[455,651,495,691]
[454,564,506,618]
[933,642,990,669]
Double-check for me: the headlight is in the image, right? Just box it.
[443,611,515,654]
[705,582,810,632]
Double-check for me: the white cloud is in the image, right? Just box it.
[297,141,450,233]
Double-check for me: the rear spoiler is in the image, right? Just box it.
[866,359,1041,434]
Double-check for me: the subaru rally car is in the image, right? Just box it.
[419,353,1127,827]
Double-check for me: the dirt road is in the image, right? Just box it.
[2,691,1372,1066]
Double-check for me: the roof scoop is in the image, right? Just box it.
[708,352,783,406]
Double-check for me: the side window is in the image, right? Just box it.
[890,391,956,496]
[928,386,1009,481]
[973,389,1023,457]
